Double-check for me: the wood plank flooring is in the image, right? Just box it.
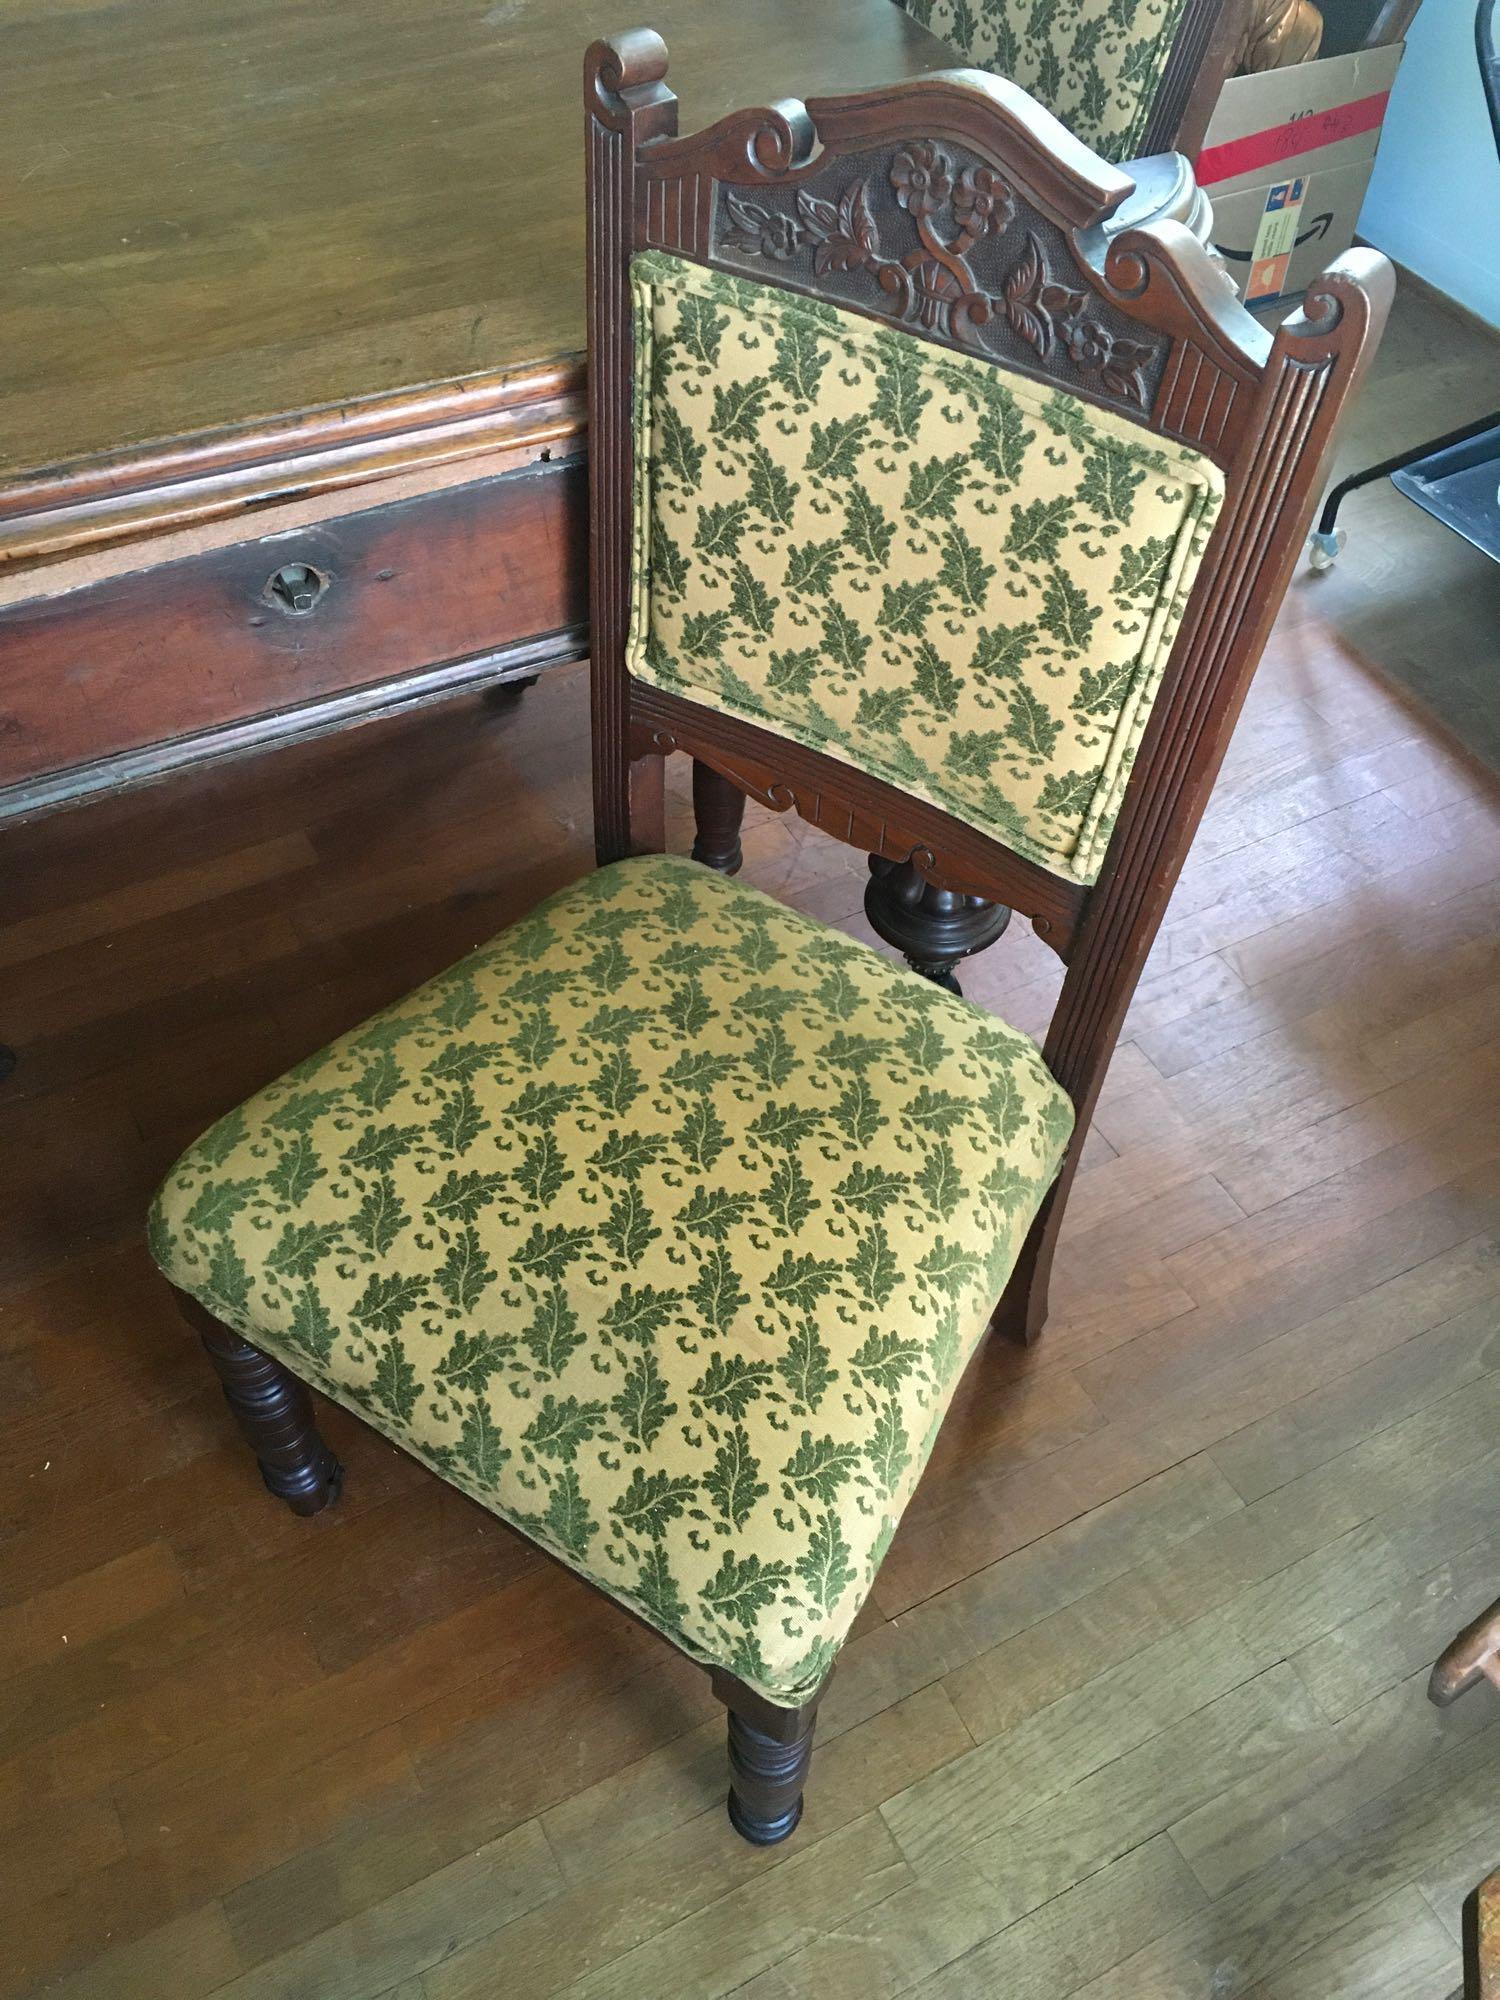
[3,281,1499,1999]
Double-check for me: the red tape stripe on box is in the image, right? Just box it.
[1196,90,1391,186]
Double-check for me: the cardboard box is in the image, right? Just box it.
[1197,42,1404,308]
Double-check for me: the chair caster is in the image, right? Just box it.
[1307,527,1345,572]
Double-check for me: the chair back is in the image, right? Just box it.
[894,0,1240,162]
[630,243,1224,888]
[585,32,1389,1168]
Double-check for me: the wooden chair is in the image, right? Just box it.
[148,36,1389,1847]
[891,0,1243,163]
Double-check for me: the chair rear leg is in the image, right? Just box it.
[992,1149,1075,1347]
[177,1292,343,1516]
[691,761,746,875]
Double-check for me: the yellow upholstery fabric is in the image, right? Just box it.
[150,856,1072,1705]
[898,0,1194,164]
[626,251,1223,885]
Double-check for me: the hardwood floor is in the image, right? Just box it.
[3,286,1499,1999]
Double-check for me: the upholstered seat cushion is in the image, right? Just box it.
[150,855,1071,1704]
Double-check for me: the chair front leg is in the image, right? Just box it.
[713,1669,825,1845]
[176,1292,343,1516]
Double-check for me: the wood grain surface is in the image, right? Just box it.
[0,0,948,481]
[0,459,586,794]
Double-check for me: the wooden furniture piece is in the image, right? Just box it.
[894,0,1244,163]
[1474,1870,1500,1999]
[0,0,1218,848]
[0,0,958,827]
[146,36,1388,1847]
[1430,1594,1500,1705]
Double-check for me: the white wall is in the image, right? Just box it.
[1358,0,1500,326]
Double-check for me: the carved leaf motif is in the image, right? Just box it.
[722,188,799,260]
[796,188,841,240]
[840,180,877,255]
[1002,235,1051,357]
[1098,341,1154,408]
[810,179,881,276]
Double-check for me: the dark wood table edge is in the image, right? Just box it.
[0,358,591,827]
[0,358,587,567]
[0,619,589,827]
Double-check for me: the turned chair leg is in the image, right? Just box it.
[176,1293,343,1516]
[691,760,746,875]
[863,856,1011,994]
[713,1672,823,1845]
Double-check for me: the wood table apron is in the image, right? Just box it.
[0,0,955,823]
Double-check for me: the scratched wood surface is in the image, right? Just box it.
[0,0,945,480]
[1,280,1498,1998]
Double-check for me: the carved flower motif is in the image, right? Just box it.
[952,165,1013,236]
[890,144,952,220]
[722,190,803,262]
[1058,315,1116,371]
[758,212,803,260]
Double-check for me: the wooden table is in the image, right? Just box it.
[0,0,950,821]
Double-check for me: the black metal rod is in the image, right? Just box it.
[1317,408,1500,536]
[1318,0,1499,548]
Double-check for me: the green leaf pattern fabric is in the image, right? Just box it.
[149,855,1072,1705]
[898,0,1193,163]
[627,252,1222,885]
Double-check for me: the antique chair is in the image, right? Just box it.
[891,0,1243,162]
[147,36,1389,1845]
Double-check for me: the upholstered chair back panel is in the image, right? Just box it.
[626,251,1224,887]
[899,0,1193,161]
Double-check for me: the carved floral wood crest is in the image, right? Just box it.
[714,141,1161,411]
